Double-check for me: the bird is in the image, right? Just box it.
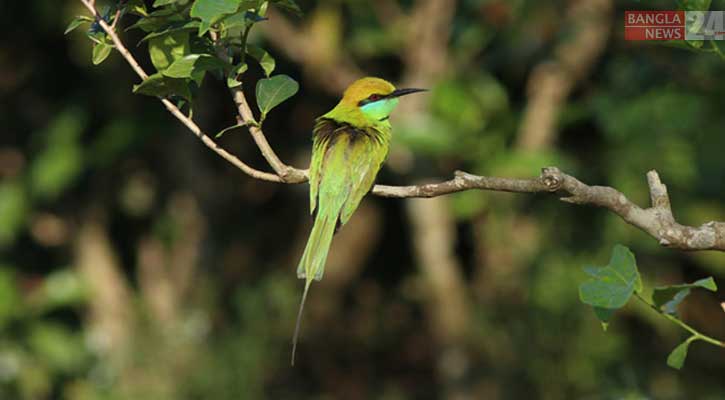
[291,77,426,365]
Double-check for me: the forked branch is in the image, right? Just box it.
[79,0,286,183]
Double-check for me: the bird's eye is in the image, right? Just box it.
[368,94,381,101]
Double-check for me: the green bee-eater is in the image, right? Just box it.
[292,77,426,364]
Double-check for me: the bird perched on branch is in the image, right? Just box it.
[292,77,426,364]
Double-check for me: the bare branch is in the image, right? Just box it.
[78,0,284,183]
[372,171,550,198]
[374,167,725,252]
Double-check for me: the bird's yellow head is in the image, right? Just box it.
[340,77,397,105]
[328,77,426,125]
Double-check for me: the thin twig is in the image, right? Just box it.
[110,9,122,30]
[635,293,725,348]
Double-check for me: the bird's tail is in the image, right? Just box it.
[291,211,337,365]
[297,210,337,281]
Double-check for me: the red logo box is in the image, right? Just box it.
[625,11,685,40]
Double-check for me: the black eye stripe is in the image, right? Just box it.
[358,93,385,106]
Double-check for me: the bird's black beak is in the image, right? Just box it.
[388,88,428,98]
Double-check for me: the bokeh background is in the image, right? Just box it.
[2,0,725,399]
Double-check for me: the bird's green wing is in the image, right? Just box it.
[309,118,336,214]
[311,119,390,227]
[338,128,389,225]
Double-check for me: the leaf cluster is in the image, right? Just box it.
[579,245,723,370]
[66,0,301,126]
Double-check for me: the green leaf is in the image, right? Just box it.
[138,20,201,44]
[191,0,241,20]
[124,0,148,16]
[218,10,249,31]
[653,277,717,315]
[148,31,190,71]
[218,2,265,30]
[611,244,643,294]
[247,44,275,77]
[191,0,244,35]
[667,336,697,370]
[126,7,186,32]
[227,62,248,87]
[695,277,717,290]
[255,74,299,118]
[579,245,641,309]
[593,307,616,331]
[271,0,302,15]
[154,0,179,6]
[64,16,92,35]
[162,54,228,79]
[133,73,192,100]
[92,42,113,65]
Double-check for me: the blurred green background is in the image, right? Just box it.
[1,0,725,399]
